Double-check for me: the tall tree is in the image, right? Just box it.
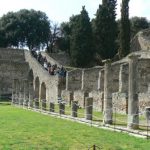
[58,22,71,55]
[70,6,94,67]
[119,0,130,58]
[93,0,117,59]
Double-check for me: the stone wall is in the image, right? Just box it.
[74,90,89,108]
[66,69,82,91]
[0,49,29,96]
[83,67,101,91]
[112,92,128,114]
[110,63,120,93]
[0,48,25,61]
[137,59,150,93]
[89,91,104,111]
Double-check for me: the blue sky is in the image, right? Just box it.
[0,0,149,23]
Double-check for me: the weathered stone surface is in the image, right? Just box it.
[72,101,78,117]
[89,91,104,111]
[103,60,113,124]
[131,29,150,52]
[74,90,89,108]
[61,90,73,105]
[112,92,128,114]
[128,55,139,129]
[59,103,65,114]
[49,102,55,112]
[85,97,93,120]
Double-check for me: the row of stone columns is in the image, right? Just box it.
[103,55,139,129]
[12,82,94,120]
[12,79,34,108]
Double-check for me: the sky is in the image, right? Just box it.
[0,0,149,23]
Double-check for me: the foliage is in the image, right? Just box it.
[46,22,60,53]
[130,16,149,38]
[93,0,117,60]
[0,9,51,50]
[119,0,130,58]
[70,6,94,67]
[59,22,71,55]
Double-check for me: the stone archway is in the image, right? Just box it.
[40,82,46,110]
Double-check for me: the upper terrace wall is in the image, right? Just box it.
[0,48,25,61]
[0,49,29,95]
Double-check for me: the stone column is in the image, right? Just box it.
[81,69,85,90]
[98,69,104,91]
[65,72,69,90]
[50,102,55,112]
[16,79,20,104]
[103,60,113,124]
[28,82,34,108]
[72,101,78,117]
[12,79,17,104]
[23,79,29,107]
[85,97,93,120]
[42,99,47,111]
[19,80,24,105]
[59,102,65,115]
[128,55,139,129]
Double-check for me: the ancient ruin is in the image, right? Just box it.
[1,29,150,131]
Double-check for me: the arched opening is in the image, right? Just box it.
[40,82,46,110]
[34,77,40,109]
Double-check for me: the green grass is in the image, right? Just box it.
[0,104,150,150]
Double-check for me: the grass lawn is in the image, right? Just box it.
[0,103,150,150]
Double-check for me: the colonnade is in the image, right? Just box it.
[12,54,141,130]
[103,55,140,129]
[12,80,94,120]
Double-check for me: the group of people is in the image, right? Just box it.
[31,50,66,77]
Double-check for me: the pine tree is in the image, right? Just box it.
[70,6,94,67]
[119,0,130,58]
[94,0,117,59]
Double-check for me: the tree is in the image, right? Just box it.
[46,22,60,53]
[70,6,94,67]
[93,0,117,59]
[130,16,149,38]
[0,9,51,50]
[119,0,130,58]
[59,22,71,55]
